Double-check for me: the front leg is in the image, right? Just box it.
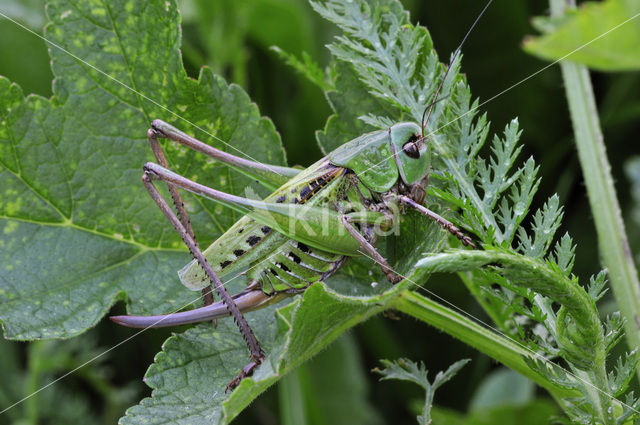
[340,216,403,284]
[148,128,214,306]
[398,195,475,247]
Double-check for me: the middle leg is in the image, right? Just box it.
[340,215,403,283]
[398,195,475,247]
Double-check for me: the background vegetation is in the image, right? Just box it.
[1,0,639,424]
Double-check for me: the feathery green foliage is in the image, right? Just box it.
[374,358,470,425]
[311,0,640,423]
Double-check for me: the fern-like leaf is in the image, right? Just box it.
[313,1,629,423]
[374,358,469,425]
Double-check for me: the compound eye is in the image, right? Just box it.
[402,134,421,159]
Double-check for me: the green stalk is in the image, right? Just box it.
[279,367,310,425]
[549,0,640,360]
[25,341,43,425]
[393,289,577,399]
[405,249,617,422]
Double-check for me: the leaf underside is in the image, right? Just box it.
[524,0,640,71]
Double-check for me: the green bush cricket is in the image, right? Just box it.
[111,0,492,391]
[110,118,474,389]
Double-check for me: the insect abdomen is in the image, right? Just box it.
[253,240,343,294]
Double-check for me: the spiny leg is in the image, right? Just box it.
[340,216,402,284]
[147,128,214,306]
[147,128,196,244]
[142,170,264,391]
[398,195,475,247]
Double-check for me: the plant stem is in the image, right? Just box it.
[549,0,640,363]
[279,367,310,425]
[25,341,43,425]
[392,289,577,399]
[409,249,616,422]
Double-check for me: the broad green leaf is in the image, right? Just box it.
[523,0,640,71]
[0,0,286,338]
[120,283,407,424]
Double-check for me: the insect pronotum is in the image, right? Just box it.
[111,0,492,390]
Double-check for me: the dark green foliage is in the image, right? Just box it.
[1,1,640,424]
[306,0,640,423]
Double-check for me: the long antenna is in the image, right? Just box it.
[421,0,494,137]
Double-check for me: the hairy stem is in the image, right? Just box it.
[406,249,613,422]
[549,0,640,372]
[393,289,577,399]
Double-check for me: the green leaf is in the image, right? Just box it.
[121,283,402,424]
[271,46,332,92]
[516,194,563,259]
[608,349,640,397]
[0,0,286,340]
[523,0,640,71]
[310,0,435,122]
[553,233,576,275]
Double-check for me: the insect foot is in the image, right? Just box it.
[386,272,404,284]
[444,223,476,248]
[226,354,266,392]
[397,196,476,248]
